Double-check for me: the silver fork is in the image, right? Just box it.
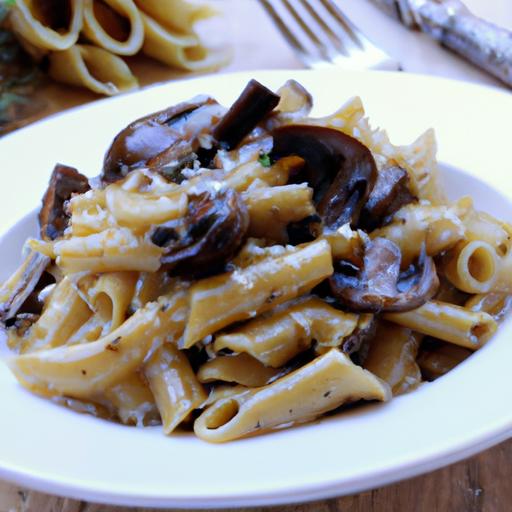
[259,0,400,70]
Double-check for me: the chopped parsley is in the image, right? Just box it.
[258,152,272,168]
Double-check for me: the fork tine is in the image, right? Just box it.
[297,0,356,55]
[318,0,371,50]
[282,0,329,60]
[316,0,401,69]
[284,0,345,61]
[259,0,313,65]
[259,0,400,70]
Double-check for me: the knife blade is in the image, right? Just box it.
[370,0,512,87]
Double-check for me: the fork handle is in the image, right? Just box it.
[414,1,512,87]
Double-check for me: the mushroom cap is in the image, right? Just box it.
[271,124,378,229]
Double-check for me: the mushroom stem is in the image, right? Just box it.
[0,251,50,322]
[213,79,280,150]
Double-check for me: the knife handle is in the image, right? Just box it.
[417,2,512,87]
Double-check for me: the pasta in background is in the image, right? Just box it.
[5,0,228,96]
[1,79,511,442]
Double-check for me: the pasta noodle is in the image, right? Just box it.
[183,239,333,347]
[5,0,227,95]
[214,297,358,367]
[7,289,188,398]
[103,372,160,426]
[134,0,215,34]
[145,343,206,434]
[443,240,498,294]
[51,227,163,274]
[9,0,84,51]
[371,201,467,267]
[194,349,390,443]
[197,353,283,387]
[244,184,316,243]
[384,301,497,350]
[363,322,422,396]
[2,79,511,442]
[18,277,93,353]
[48,44,139,96]
[82,0,144,56]
[140,11,228,72]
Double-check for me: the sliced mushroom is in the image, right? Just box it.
[212,79,280,150]
[330,238,439,313]
[39,164,90,241]
[271,125,377,229]
[359,165,416,231]
[101,97,226,183]
[151,186,249,277]
[0,251,51,322]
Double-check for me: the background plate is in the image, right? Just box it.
[0,70,512,508]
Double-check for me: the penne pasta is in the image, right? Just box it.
[103,372,160,427]
[183,239,334,347]
[201,384,251,409]
[140,11,228,72]
[52,227,163,274]
[197,353,283,387]
[244,184,316,243]
[3,79,511,442]
[7,289,189,398]
[9,0,83,51]
[68,190,116,237]
[48,44,139,96]
[465,292,512,322]
[363,322,422,396]
[384,300,497,350]
[86,272,138,331]
[194,349,390,443]
[145,343,206,434]
[417,342,472,381]
[371,201,467,267]
[82,0,144,56]
[19,277,93,353]
[134,0,215,34]
[105,184,188,231]
[443,241,498,294]
[221,157,301,192]
[214,297,358,367]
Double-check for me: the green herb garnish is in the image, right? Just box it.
[258,152,272,168]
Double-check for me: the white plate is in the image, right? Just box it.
[1,70,512,508]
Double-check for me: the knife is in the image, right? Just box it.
[370,0,512,87]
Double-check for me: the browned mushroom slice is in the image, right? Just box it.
[101,97,226,183]
[0,251,50,322]
[271,125,377,229]
[39,164,90,241]
[359,165,416,231]
[330,238,439,313]
[213,79,280,150]
[151,187,249,277]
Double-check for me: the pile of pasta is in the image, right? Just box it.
[5,0,227,96]
[1,79,511,443]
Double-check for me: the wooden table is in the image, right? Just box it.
[1,1,511,510]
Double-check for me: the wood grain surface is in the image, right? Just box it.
[1,438,509,512]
